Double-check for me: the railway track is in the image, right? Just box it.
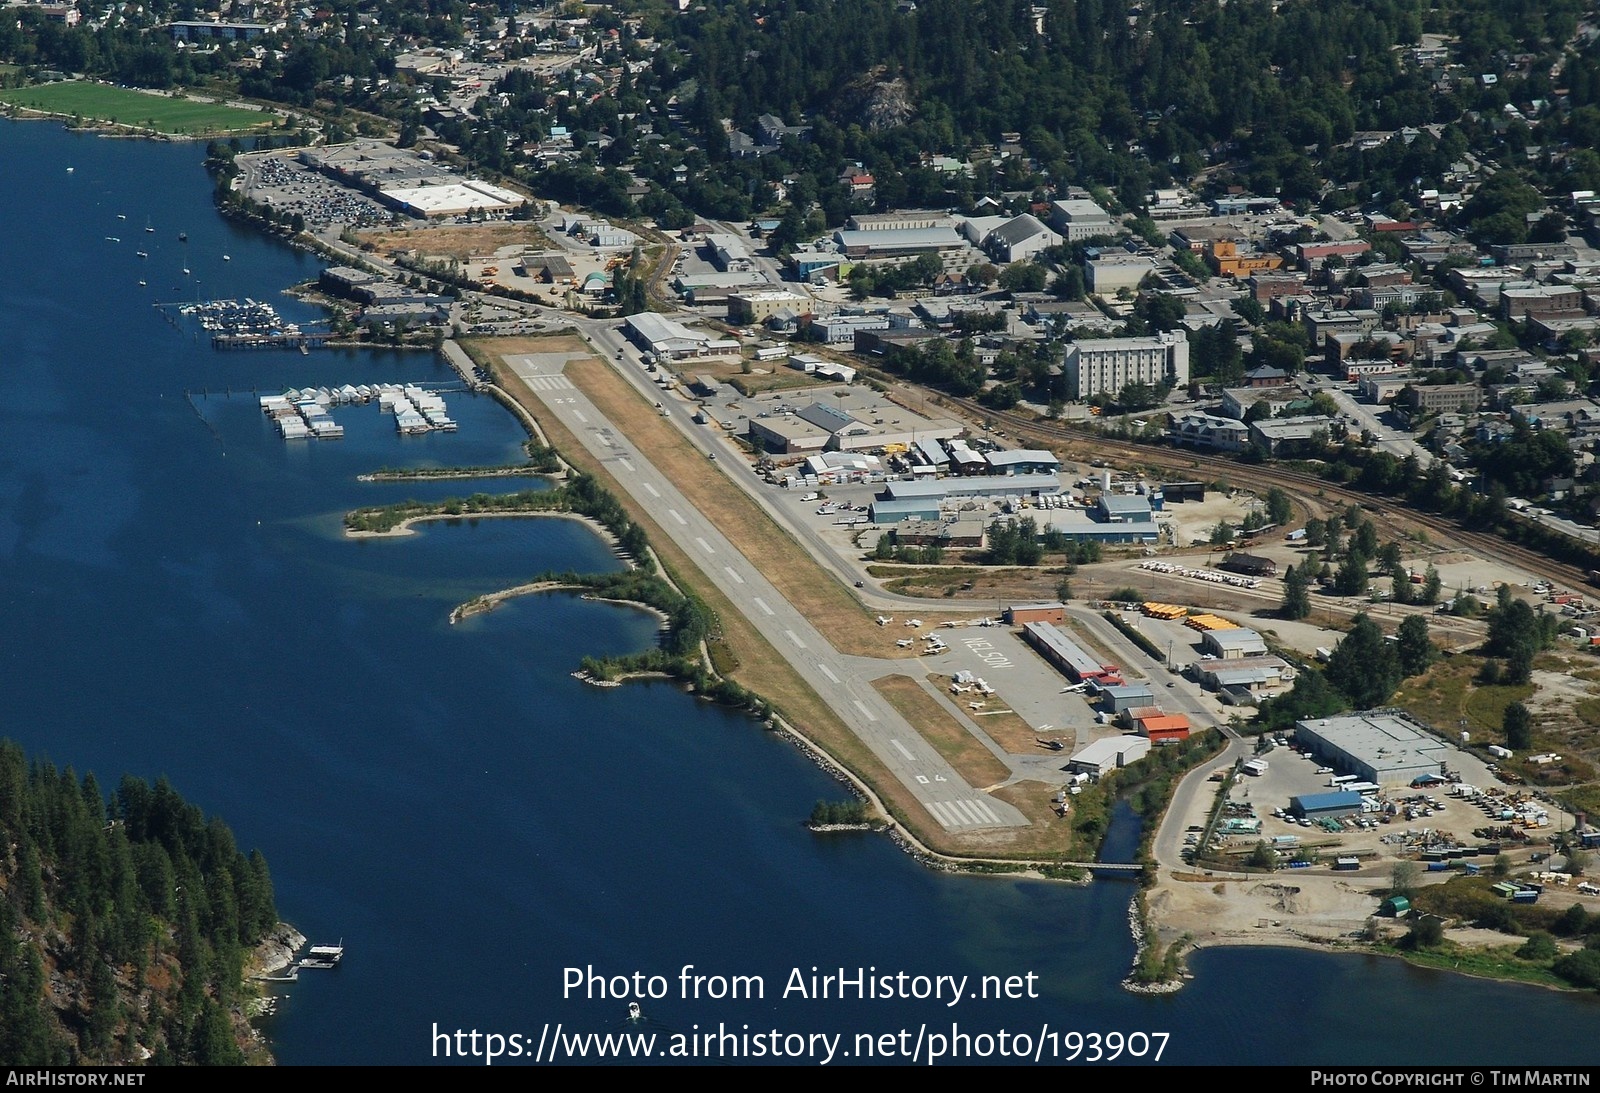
[934,394,1598,595]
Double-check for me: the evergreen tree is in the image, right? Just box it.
[1265,487,1293,527]
[1325,614,1400,708]
[1281,563,1312,620]
[1395,614,1435,677]
[1334,551,1369,597]
[1504,701,1533,752]
[1419,565,1442,606]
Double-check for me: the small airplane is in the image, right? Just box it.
[896,639,914,648]
[876,615,893,627]
[905,618,923,628]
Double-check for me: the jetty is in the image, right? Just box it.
[255,940,345,982]
[214,330,331,350]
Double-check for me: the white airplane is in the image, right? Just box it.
[906,618,923,628]
[896,639,914,648]
[876,615,893,627]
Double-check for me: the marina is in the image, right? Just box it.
[259,382,459,439]
[161,298,333,351]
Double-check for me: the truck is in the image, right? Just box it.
[1242,758,1269,776]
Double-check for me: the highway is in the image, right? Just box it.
[500,346,1028,834]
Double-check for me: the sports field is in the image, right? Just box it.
[0,82,275,135]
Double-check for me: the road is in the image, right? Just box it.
[499,347,1028,833]
[1301,375,1435,466]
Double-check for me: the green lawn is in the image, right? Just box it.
[0,82,274,135]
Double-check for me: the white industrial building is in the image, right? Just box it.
[1295,712,1452,785]
[1067,736,1151,777]
[379,180,524,218]
[624,313,740,361]
[1061,332,1190,400]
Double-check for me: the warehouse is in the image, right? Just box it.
[748,414,832,454]
[834,226,967,259]
[1295,712,1452,785]
[1020,622,1122,684]
[985,449,1062,476]
[1130,711,1191,744]
[1067,736,1151,778]
[1201,628,1268,659]
[624,313,741,362]
[1289,791,1365,821]
[881,474,1061,502]
[1095,494,1154,524]
[1193,655,1296,695]
[1097,682,1157,713]
[1005,602,1066,625]
[869,498,943,523]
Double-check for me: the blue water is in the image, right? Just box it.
[6,120,1600,1066]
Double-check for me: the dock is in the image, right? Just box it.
[254,940,344,982]
[214,331,331,350]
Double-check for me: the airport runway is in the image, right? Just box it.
[503,351,1027,833]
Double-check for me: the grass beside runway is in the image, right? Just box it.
[871,675,1012,788]
[473,337,1092,861]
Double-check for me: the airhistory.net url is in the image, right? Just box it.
[432,1022,1170,1064]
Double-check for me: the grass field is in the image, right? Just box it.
[871,675,1012,788]
[0,82,274,135]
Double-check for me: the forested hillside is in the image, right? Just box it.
[0,741,279,1064]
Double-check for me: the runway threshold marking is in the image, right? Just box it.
[927,801,965,828]
[951,800,987,825]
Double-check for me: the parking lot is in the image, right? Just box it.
[1178,733,1571,877]
[237,151,393,229]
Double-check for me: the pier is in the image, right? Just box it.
[213,331,331,350]
[254,940,344,982]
